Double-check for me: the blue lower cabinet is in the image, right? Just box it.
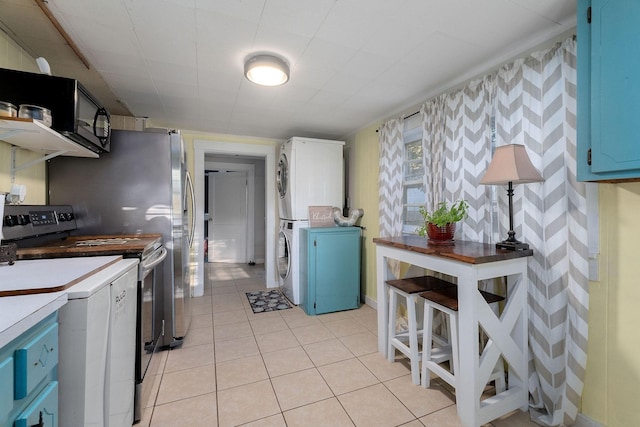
[0,314,59,426]
[0,357,13,417]
[14,322,58,400]
[300,227,361,315]
[14,381,58,427]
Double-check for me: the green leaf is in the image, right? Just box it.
[418,200,469,228]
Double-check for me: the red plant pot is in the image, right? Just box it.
[426,222,456,245]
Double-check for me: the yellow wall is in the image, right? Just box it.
[0,29,48,204]
[581,183,640,426]
[344,123,382,304]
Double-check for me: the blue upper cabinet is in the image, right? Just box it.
[577,0,640,181]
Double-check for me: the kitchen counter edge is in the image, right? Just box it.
[0,257,139,348]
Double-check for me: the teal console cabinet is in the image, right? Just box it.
[577,0,640,181]
[300,227,361,315]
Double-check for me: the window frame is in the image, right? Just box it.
[401,120,424,234]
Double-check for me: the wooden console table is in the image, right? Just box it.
[373,235,532,427]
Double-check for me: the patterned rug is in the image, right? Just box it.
[245,290,292,313]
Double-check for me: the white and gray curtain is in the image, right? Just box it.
[377,38,588,426]
[378,118,404,237]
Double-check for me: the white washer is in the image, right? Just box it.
[58,257,139,427]
[277,137,345,220]
[278,219,308,305]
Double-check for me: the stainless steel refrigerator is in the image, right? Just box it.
[48,129,194,349]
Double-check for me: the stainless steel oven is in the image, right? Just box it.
[136,242,166,420]
[2,204,164,423]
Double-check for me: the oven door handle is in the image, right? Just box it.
[141,247,168,274]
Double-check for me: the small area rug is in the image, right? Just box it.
[246,290,292,313]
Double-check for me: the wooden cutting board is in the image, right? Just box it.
[0,255,122,297]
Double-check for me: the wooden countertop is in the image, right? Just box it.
[16,233,162,260]
[372,235,533,264]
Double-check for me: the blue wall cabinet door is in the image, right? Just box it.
[300,227,361,315]
[577,0,640,181]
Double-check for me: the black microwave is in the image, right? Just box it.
[0,68,110,153]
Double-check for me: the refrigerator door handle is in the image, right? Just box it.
[185,170,196,248]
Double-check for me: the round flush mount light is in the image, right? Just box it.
[244,54,290,86]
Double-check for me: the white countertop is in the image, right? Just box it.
[0,256,139,348]
[0,291,67,348]
[0,255,123,296]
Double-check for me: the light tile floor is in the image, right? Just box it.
[139,263,540,427]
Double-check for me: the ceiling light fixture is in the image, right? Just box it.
[244,54,290,86]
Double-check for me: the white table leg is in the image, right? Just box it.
[456,272,480,427]
[376,252,395,354]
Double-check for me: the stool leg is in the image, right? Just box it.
[421,304,434,388]
[449,308,459,389]
[387,286,397,361]
[407,294,420,385]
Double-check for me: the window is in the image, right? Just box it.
[402,116,425,234]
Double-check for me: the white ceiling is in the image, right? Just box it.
[0,0,576,140]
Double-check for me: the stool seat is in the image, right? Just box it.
[420,287,506,392]
[386,275,456,294]
[386,275,456,385]
[419,286,505,311]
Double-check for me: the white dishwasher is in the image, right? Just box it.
[58,257,139,427]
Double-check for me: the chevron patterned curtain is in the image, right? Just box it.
[444,76,495,243]
[415,37,587,425]
[494,38,588,426]
[420,94,446,214]
[378,118,404,237]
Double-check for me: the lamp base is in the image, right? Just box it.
[496,241,530,251]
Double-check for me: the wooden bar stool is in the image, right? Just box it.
[386,275,456,385]
[420,286,506,392]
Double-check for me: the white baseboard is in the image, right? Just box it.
[363,295,377,309]
[575,413,604,427]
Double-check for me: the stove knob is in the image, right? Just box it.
[65,212,74,221]
[58,212,71,222]
[3,215,18,227]
[17,214,30,226]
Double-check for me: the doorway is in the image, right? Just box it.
[206,162,255,264]
[193,140,278,297]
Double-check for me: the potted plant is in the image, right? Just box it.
[416,199,469,245]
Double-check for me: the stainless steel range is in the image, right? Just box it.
[2,204,165,423]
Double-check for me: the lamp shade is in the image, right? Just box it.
[479,144,544,185]
[244,54,289,86]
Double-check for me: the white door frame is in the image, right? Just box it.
[193,140,278,297]
[206,162,255,263]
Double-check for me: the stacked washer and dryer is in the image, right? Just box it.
[277,137,345,304]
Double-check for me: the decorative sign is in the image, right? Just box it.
[308,206,335,227]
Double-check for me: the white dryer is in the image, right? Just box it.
[277,137,345,220]
[278,219,308,305]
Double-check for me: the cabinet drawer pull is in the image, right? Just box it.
[29,410,44,427]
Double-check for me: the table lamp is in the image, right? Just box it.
[479,144,544,250]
